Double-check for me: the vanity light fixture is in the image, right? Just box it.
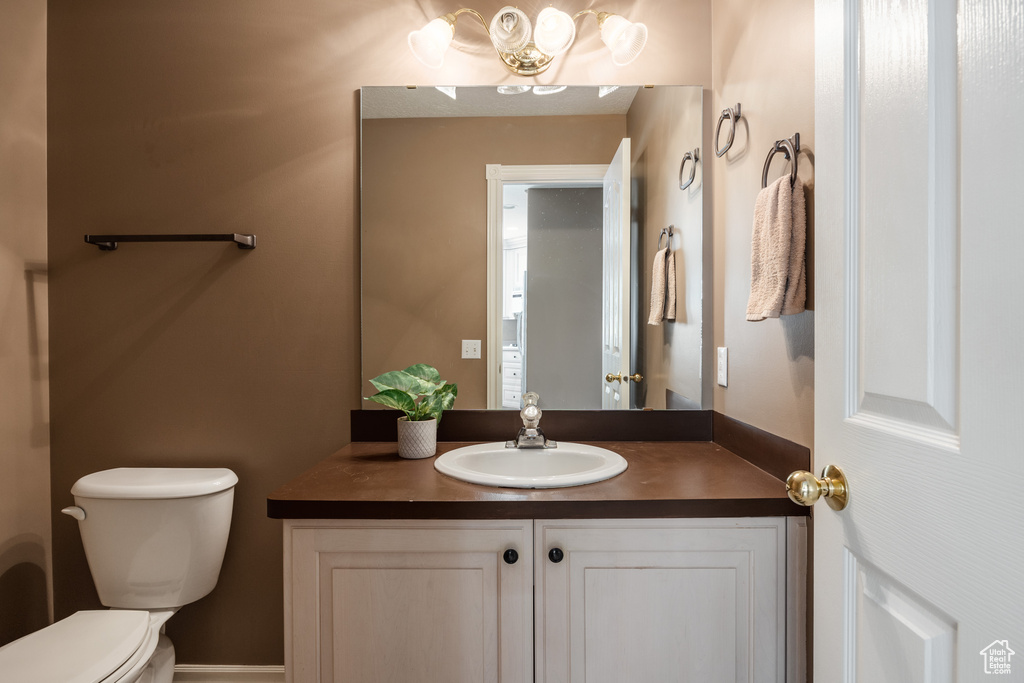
[408,6,648,76]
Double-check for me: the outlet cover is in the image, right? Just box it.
[717,347,728,387]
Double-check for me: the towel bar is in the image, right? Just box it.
[678,148,700,190]
[714,103,742,157]
[84,233,257,251]
[761,133,801,188]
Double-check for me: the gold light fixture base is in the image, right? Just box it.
[498,43,554,76]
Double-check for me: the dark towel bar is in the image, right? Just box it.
[84,233,256,251]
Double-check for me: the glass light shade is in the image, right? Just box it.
[534,7,576,56]
[599,15,648,66]
[489,6,532,54]
[497,85,532,95]
[408,17,455,69]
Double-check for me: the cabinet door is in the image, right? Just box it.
[535,518,787,683]
[286,520,533,683]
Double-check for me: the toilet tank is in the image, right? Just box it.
[69,468,237,610]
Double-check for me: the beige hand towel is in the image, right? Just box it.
[665,246,677,322]
[746,176,807,321]
[648,246,677,325]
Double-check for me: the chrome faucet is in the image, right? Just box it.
[507,392,557,449]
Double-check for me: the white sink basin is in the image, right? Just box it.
[434,442,627,489]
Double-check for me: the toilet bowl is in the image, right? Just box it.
[0,610,173,683]
[0,468,236,683]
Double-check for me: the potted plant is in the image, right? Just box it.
[364,363,458,459]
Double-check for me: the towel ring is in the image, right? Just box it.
[658,225,674,251]
[678,148,700,191]
[714,103,742,157]
[761,132,801,188]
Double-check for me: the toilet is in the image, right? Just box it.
[0,467,237,683]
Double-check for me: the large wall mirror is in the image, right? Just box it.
[361,85,705,410]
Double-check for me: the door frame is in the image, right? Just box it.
[485,164,608,409]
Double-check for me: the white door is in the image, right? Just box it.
[602,139,631,409]
[814,1,1024,682]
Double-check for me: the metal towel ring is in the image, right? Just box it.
[761,132,801,188]
[714,103,742,157]
[658,225,674,250]
[678,148,700,190]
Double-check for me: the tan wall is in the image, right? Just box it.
[47,0,713,665]
[627,86,705,409]
[0,0,51,647]
[362,115,625,408]
[711,0,816,446]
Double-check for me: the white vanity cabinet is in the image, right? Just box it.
[285,519,533,683]
[535,518,799,683]
[284,517,805,683]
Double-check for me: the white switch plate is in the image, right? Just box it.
[462,340,481,359]
[717,347,728,387]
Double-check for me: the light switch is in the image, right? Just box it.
[717,347,728,387]
[462,340,481,359]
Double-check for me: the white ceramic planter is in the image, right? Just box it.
[397,417,437,459]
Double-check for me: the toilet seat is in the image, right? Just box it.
[0,610,159,683]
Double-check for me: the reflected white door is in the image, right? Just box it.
[602,139,631,409]
[815,1,1023,682]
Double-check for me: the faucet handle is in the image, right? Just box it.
[522,391,540,407]
[521,403,542,428]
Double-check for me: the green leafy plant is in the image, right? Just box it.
[364,363,458,423]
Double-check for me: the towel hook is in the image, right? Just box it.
[761,132,801,188]
[658,225,674,251]
[714,103,742,157]
[678,148,700,191]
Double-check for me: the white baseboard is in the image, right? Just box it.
[173,664,285,683]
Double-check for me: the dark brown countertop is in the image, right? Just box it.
[267,441,807,519]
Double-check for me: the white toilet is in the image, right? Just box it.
[0,467,237,683]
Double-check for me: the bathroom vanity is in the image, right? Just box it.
[268,413,810,683]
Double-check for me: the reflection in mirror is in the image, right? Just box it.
[361,85,703,410]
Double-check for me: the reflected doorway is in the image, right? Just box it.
[500,184,604,409]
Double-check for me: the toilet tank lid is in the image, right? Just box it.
[72,467,238,499]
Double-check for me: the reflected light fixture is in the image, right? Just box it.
[408,6,648,76]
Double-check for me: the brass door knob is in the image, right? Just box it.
[605,372,643,383]
[786,465,849,511]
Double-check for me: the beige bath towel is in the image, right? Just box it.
[648,246,677,325]
[746,176,807,321]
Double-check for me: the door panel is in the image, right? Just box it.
[848,551,956,683]
[854,0,959,437]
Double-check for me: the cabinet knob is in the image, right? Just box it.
[503,548,519,564]
[548,547,564,563]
